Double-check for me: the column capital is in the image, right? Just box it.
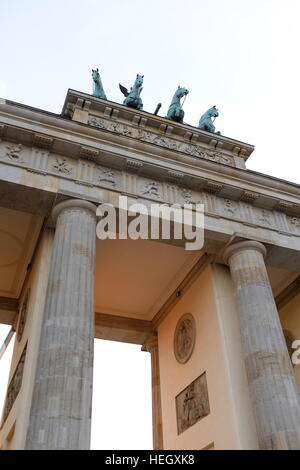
[142,334,158,353]
[52,199,97,224]
[223,240,267,264]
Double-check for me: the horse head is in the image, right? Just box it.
[92,68,100,82]
[135,74,144,89]
[176,86,189,100]
[207,105,219,118]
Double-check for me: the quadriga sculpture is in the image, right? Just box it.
[119,74,144,110]
[166,86,189,123]
[198,106,220,134]
[92,68,107,100]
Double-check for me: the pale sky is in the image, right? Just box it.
[0,0,300,450]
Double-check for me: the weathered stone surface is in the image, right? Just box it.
[224,241,300,450]
[175,373,210,435]
[17,289,30,342]
[2,344,27,424]
[25,199,97,450]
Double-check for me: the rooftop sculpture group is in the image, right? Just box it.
[92,68,220,135]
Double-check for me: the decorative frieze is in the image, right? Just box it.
[2,344,27,424]
[176,373,210,434]
[17,289,30,342]
[1,139,300,239]
[88,115,235,168]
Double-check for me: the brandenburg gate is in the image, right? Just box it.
[0,76,300,449]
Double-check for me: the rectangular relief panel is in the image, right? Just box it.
[176,372,210,434]
[1,342,27,425]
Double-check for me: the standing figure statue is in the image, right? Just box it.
[119,74,144,110]
[167,86,189,123]
[92,68,107,100]
[198,106,220,134]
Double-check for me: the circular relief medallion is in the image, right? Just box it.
[174,313,196,364]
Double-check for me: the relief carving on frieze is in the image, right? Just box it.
[17,289,30,342]
[222,198,239,216]
[52,156,73,174]
[181,189,193,204]
[140,180,162,198]
[289,216,300,229]
[180,188,204,205]
[176,373,210,434]
[258,209,273,226]
[2,344,27,424]
[97,168,116,187]
[88,116,235,167]
[5,144,24,163]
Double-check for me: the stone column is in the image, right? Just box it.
[223,240,300,450]
[142,335,163,449]
[25,199,97,450]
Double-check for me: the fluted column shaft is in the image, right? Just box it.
[224,241,300,450]
[25,199,97,450]
[143,335,163,450]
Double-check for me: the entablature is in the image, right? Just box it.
[0,104,300,219]
[2,95,300,266]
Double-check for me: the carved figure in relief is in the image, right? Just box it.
[6,144,23,161]
[142,181,160,197]
[259,209,272,225]
[177,321,192,359]
[290,217,300,228]
[223,199,238,215]
[181,189,193,204]
[98,169,116,186]
[182,384,199,428]
[53,157,72,174]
